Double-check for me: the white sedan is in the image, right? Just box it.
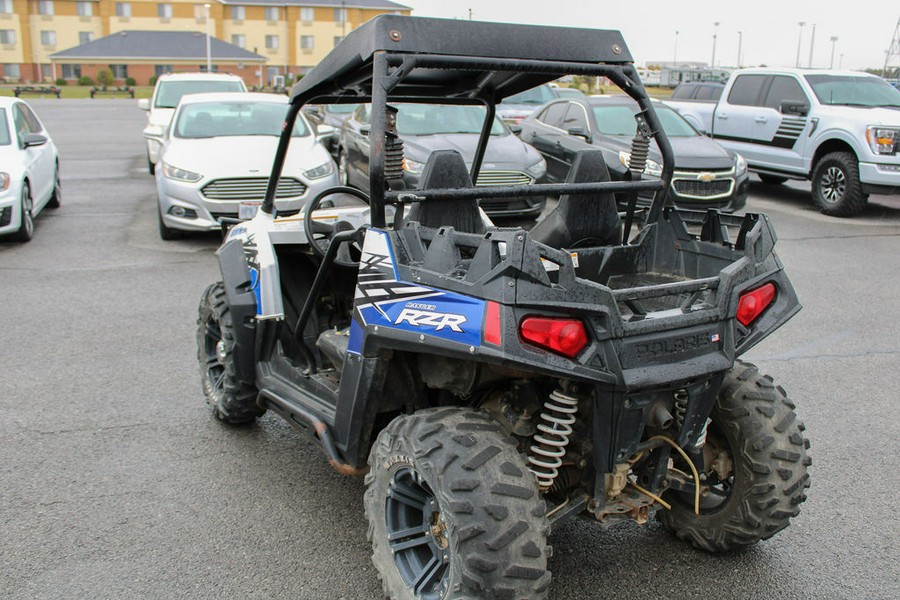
[0,97,60,242]
[155,92,338,240]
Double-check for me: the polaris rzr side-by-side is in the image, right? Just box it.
[196,16,810,599]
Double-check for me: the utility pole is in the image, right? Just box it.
[808,23,816,68]
[204,3,211,72]
[796,22,806,68]
[674,30,679,66]
[711,22,720,68]
[468,8,472,20]
[830,36,838,69]
[737,31,743,67]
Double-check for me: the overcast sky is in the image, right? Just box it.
[402,0,899,71]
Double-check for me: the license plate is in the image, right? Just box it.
[238,202,261,220]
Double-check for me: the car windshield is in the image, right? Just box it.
[395,104,506,136]
[504,85,558,105]
[154,80,246,108]
[174,102,310,139]
[591,102,698,137]
[0,109,9,146]
[804,75,900,108]
[327,103,359,114]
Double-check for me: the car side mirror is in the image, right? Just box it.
[22,133,48,148]
[305,106,324,124]
[568,126,592,143]
[780,100,809,116]
[138,98,150,111]
[316,124,336,144]
[359,126,370,137]
[508,123,523,135]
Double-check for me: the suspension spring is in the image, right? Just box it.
[527,388,579,491]
[628,114,653,177]
[673,389,688,430]
[384,135,405,181]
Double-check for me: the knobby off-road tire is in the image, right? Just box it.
[811,151,867,217]
[365,408,551,600]
[660,360,811,552]
[197,282,264,424]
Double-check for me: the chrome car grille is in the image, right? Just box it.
[671,170,734,200]
[475,170,534,187]
[201,177,307,201]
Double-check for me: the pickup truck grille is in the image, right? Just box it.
[201,177,307,201]
[671,171,734,200]
[475,170,534,187]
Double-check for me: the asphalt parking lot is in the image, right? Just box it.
[2,100,899,599]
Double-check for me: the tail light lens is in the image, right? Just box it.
[736,283,776,326]
[520,317,588,358]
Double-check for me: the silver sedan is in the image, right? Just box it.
[155,92,338,239]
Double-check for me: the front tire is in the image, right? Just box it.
[365,408,551,599]
[197,282,264,424]
[158,208,184,241]
[11,183,34,242]
[811,151,867,217]
[47,165,61,209]
[338,148,349,186]
[659,361,811,552]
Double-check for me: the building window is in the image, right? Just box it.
[78,31,93,45]
[300,35,314,50]
[193,3,207,21]
[265,6,278,21]
[115,2,131,17]
[157,3,172,18]
[40,30,56,46]
[4,63,21,79]
[333,36,343,47]
[0,0,12,14]
[265,35,278,50]
[300,7,313,23]
[230,5,244,20]
[61,64,81,79]
[41,64,52,79]
[334,8,347,23]
[231,34,245,48]
[155,64,172,77]
[38,0,53,16]
[0,30,15,45]
[76,1,92,16]
[110,64,128,79]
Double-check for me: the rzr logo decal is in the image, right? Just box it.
[395,306,467,333]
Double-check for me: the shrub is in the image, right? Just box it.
[96,68,114,86]
[125,77,136,86]
[55,78,67,86]
[78,76,93,86]
[149,76,157,86]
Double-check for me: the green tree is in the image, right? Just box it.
[96,68,114,86]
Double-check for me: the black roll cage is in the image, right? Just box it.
[261,21,675,233]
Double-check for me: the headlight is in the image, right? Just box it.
[304,160,335,179]
[866,126,899,155]
[525,156,546,179]
[402,157,425,174]
[734,153,748,176]
[618,151,662,177]
[0,172,9,191]
[161,163,202,183]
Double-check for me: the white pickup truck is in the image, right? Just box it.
[666,68,900,216]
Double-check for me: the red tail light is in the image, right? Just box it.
[736,283,776,326]
[520,317,588,358]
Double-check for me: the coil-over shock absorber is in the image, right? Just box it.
[527,387,579,490]
[383,104,405,183]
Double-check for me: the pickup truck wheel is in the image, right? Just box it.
[197,282,264,424]
[365,408,551,600]
[659,361,811,553]
[758,174,788,185]
[811,152,867,217]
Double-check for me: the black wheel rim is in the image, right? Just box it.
[385,466,450,599]
[820,166,846,204]
[202,316,226,400]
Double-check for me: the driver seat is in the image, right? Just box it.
[407,150,486,235]
[529,149,622,248]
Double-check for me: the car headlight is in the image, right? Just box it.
[618,151,662,177]
[866,126,899,155]
[0,172,9,191]
[304,160,335,179]
[734,153,748,176]
[402,157,425,174]
[525,156,546,179]
[161,163,202,183]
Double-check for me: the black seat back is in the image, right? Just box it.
[529,149,621,248]
[407,150,485,234]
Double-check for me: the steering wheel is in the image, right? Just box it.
[303,186,370,268]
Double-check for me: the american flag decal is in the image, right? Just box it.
[710,333,721,343]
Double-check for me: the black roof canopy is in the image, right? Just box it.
[289,15,634,106]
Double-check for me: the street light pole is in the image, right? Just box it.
[737,31,743,67]
[204,3,211,72]
[796,22,806,68]
[711,22,720,68]
[830,36,838,69]
[808,23,816,68]
[674,30,679,65]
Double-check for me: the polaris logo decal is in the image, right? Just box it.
[395,305,467,333]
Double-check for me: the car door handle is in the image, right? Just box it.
[755,116,767,123]
[716,113,728,119]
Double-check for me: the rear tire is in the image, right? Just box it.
[197,282,264,424]
[811,151,867,217]
[148,154,156,175]
[365,408,551,599]
[11,183,34,242]
[758,174,787,185]
[659,360,811,552]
